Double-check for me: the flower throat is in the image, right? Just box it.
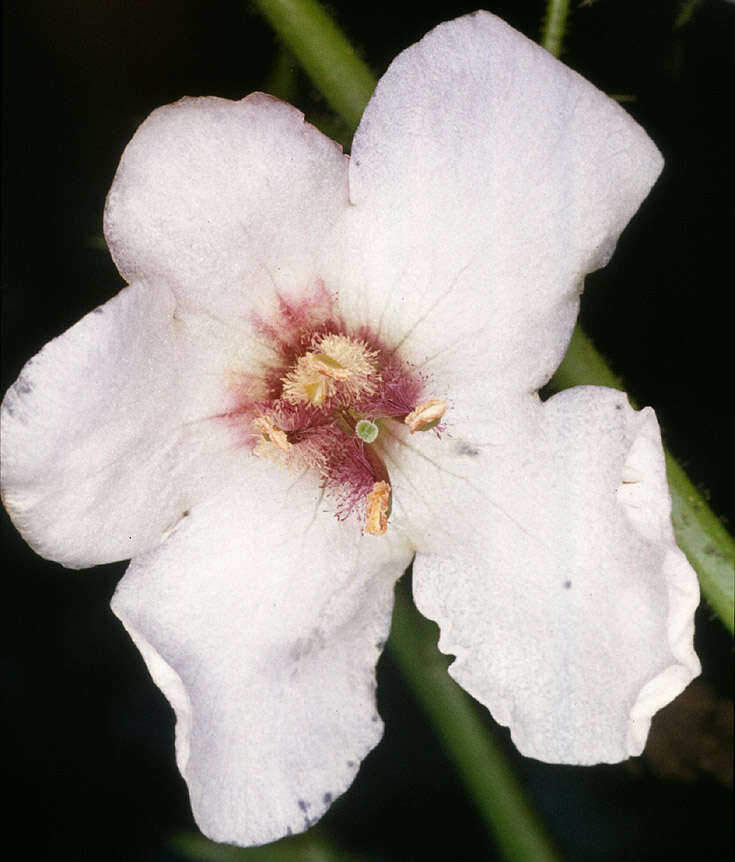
[237,290,445,535]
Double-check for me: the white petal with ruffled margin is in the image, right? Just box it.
[112,461,413,846]
[412,387,700,763]
[104,94,349,321]
[345,12,663,407]
[0,282,189,567]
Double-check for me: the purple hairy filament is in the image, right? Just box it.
[223,284,446,535]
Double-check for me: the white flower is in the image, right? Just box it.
[0,11,700,848]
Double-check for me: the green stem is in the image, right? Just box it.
[389,579,561,861]
[666,455,735,631]
[548,326,624,391]
[250,0,375,131]
[263,47,299,104]
[550,329,735,634]
[541,0,570,58]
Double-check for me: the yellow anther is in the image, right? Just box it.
[404,399,447,433]
[252,416,291,452]
[365,480,391,536]
[316,334,378,382]
[303,378,329,406]
[310,353,351,380]
[281,334,379,406]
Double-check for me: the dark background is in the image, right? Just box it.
[2,1,733,859]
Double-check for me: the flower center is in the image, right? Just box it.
[281,334,379,408]
[238,296,446,536]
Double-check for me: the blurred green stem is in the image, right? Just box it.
[541,0,570,58]
[250,0,374,130]
[665,455,734,631]
[674,0,704,29]
[252,0,734,635]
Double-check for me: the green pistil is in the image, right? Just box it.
[356,418,379,443]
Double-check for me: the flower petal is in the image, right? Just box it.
[111,462,413,846]
[346,12,663,397]
[411,387,700,763]
[104,94,349,320]
[0,282,256,567]
[1,283,182,566]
